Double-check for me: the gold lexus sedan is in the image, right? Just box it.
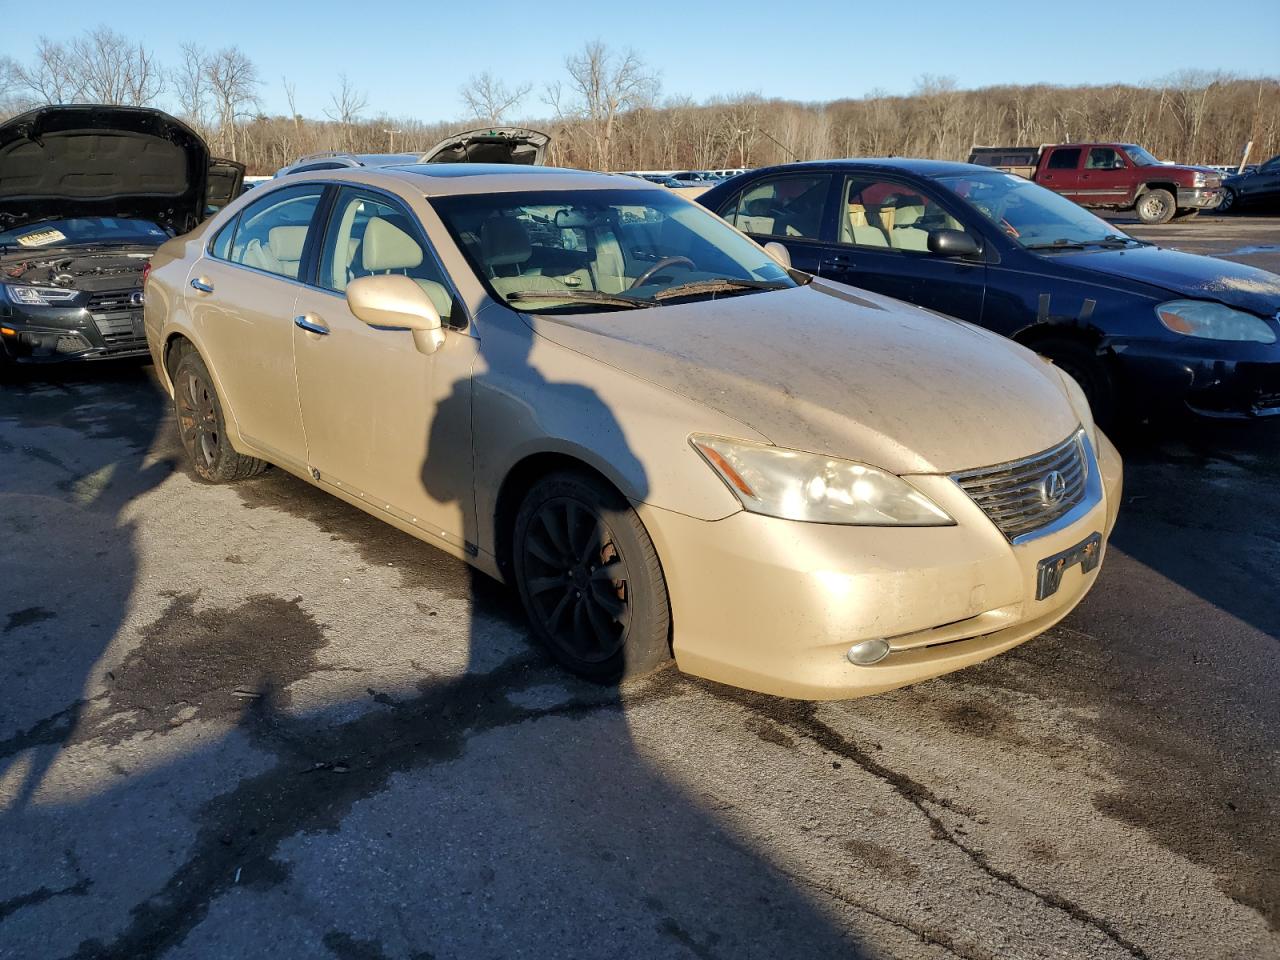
[144,165,1122,700]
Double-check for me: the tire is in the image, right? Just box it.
[1171,208,1200,222]
[513,470,672,682]
[170,347,268,483]
[1135,189,1176,224]
[1217,187,1236,214]
[1034,337,1116,429]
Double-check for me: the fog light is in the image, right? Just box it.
[847,638,890,666]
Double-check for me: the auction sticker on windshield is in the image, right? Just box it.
[16,228,67,247]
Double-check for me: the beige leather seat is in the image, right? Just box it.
[889,205,929,251]
[268,225,308,277]
[357,216,451,319]
[844,202,888,247]
[480,217,568,298]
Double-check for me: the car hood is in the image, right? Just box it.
[527,279,1080,476]
[1051,245,1280,316]
[0,105,211,234]
[420,127,550,166]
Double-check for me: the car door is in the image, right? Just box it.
[716,172,835,273]
[1080,147,1131,205]
[188,182,325,469]
[1038,147,1084,198]
[291,186,478,553]
[816,174,987,323]
[1241,156,1280,203]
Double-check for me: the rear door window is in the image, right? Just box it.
[1047,148,1082,170]
[723,174,830,240]
[222,185,324,280]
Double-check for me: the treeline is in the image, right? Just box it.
[2,28,1276,176]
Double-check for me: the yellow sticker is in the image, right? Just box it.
[16,228,67,247]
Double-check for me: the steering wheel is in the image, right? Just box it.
[630,256,695,290]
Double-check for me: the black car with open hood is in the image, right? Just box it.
[0,105,242,369]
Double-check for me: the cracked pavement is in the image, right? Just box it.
[1,221,1278,959]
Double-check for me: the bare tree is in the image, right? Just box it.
[460,71,531,124]
[206,47,260,161]
[326,74,369,150]
[549,41,659,170]
[9,38,83,104]
[172,43,211,133]
[61,27,164,105]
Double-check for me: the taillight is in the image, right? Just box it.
[141,261,152,287]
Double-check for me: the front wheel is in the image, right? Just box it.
[1135,189,1176,224]
[513,471,672,682]
[1035,337,1116,429]
[171,348,268,483]
[1217,187,1237,213]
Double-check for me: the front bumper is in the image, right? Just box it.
[1109,337,1280,418]
[1176,186,1223,209]
[639,430,1122,700]
[0,301,148,364]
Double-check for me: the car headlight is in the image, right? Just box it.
[3,284,81,307]
[690,435,954,526]
[1156,299,1276,344]
[1192,172,1207,187]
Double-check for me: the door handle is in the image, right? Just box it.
[190,277,214,293]
[294,314,330,336]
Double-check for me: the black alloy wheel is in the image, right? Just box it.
[171,347,267,483]
[513,472,671,681]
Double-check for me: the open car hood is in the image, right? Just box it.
[0,105,214,234]
[419,127,550,166]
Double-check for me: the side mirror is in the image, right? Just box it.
[763,241,792,270]
[346,274,445,355]
[927,228,981,258]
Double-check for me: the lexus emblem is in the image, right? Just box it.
[130,291,145,307]
[1040,470,1068,506]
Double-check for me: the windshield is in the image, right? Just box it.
[938,172,1135,250]
[1121,145,1162,167]
[0,217,169,250]
[430,187,795,313]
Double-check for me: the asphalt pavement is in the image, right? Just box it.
[1,215,1278,960]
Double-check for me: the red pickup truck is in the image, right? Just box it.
[967,143,1222,224]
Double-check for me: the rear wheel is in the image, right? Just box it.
[1034,337,1116,429]
[1135,189,1176,224]
[171,348,267,483]
[513,471,671,682]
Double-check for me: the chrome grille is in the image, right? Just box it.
[952,430,1090,541]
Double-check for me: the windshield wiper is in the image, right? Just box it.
[1024,239,1089,251]
[1094,234,1149,247]
[653,278,789,301]
[505,290,648,310]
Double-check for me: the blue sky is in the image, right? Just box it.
[6,0,1279,121]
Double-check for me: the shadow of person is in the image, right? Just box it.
[0,360,173,812]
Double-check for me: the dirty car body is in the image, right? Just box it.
[700,160,1280,421]
[145,164,1121,700]
[0,105,239,367]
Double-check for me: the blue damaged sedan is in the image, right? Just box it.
[699,160,1280,424]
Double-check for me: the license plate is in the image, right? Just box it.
[1036,532,1103,600]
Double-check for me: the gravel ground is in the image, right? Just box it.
[1,216,1277,960]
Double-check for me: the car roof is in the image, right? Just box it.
[732,158,989,179]
[276,163,664,196]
